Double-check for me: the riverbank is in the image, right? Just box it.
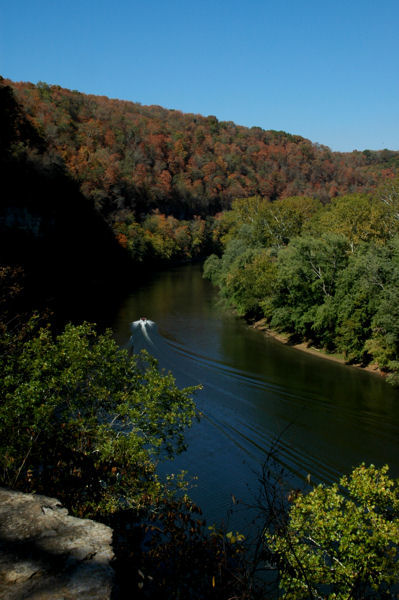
[251,318,386,379]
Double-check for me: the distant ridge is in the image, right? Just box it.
[7,78,399,221]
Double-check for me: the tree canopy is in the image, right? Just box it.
[267,464,399,599]
[0,320,197,517]
[7,78,399,222]
[204,183,399,383]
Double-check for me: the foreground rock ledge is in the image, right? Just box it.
[0,488,114,600]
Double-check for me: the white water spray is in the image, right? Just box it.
[131,318,156,346]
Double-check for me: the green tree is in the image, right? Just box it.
[204,237,251,287]
[307,194,389,252]
[253,196,321,250]
[267,464,399,599]
[203,253,222,283]
[223,249,277,317]
[0,321,197,517]
[333,241,397,362]
[143,211,179,261]
[366,283,399,385]
[271,234,349,341]
[226,196,320,250]
[377,177,399,236]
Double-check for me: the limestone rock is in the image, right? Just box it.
[0,488,114,599]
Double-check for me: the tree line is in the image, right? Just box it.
[204,187,399,385]
[7,77,399,223]
[112,210,223,264]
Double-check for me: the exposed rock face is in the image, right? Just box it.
[0,488,114,599]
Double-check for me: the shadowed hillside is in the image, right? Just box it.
[0,79,131,314]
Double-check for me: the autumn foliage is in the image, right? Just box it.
[6,78,399,224]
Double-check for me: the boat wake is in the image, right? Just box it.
[127,318,338,481]
[130,318,156,347]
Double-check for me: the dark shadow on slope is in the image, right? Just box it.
[0,79,134,324]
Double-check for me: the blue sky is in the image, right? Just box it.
[2,0,398,151]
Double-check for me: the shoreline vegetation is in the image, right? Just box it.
[203,192,399,387]
[252,318,385,378]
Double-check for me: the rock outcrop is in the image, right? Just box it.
[0,488,114,599]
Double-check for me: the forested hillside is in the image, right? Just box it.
[204,188,399,385]
[0,79,131,311]
[7,78,399,223]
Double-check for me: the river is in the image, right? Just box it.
[109,263,399,527]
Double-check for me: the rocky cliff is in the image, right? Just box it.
[0,488,114,599]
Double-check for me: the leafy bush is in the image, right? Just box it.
[0,321,197,517]
[267,464,399,599]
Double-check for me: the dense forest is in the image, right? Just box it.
[7,78,399,224]
[204,188,399,385]
[4,76,399,269]
[2,77,399,598]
